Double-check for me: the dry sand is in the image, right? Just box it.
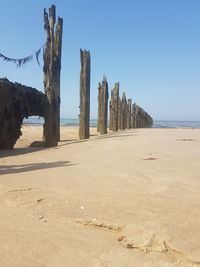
[0,125,200,266]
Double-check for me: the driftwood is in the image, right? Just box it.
[79,49,91,139]
[43,5,63,146]
[0,78,47,149]
[97,76,109,134]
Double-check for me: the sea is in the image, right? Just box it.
[23,117,200,129]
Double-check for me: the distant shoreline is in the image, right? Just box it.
[22,118,200,129]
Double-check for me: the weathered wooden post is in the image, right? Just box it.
[145,111,152,128]
[148,114,153,127]
[79,49,91,139]
[141,109,144,128]
[109,82,119,131]
[127,98,132,129]
[137,106,142,128]
[97,83,101,133]
[135,105,139,128]
[43,5,63,146]
[121,92,127,130]
[97,76,109,134]
[109,95,113,131]
[131,103,136,128]
[54,15,63,141]
[141,109,145,128]
[143,111,146,127]
[118,96,122,130]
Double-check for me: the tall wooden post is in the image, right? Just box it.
[143,111,146,127]
[97,82,101,133]
[131,103,136,128]
[109,96,113,131]
[118,97,122,130]
[109,82,119,131]
[54,16,63,141]
[43,5,63,147]
[79,49,91,139]
[97,76,109,134]
[135,105,139,128]
[137,106,141,128]
[121,92,127,130]
[141,108,144,127]
[144,111,149,127]
[141,109,144,128]
[127,99,132,129]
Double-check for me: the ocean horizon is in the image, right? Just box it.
[23,117,200,129]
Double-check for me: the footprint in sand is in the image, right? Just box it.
[3,188,46,208]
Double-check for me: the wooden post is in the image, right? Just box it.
[118,97,122,130]
[79,49,91,139]
[144,112,147,127]
[97,82,101,133]
[141,109,145,128]
[141,110,145,128]
[109,82,119,131]
[138,107,141,128]
[144,111,151,127]
[131,103,135,128]
[135,105,139,128]
[97,76,109,134]
[127,98,132,129]
[143,111,153,128]
[109,95,113,131]
[121,92,127,130]
[137,106,141,128]
[54,17,63,141]
[43,5,63,146]
[141,109,144,128]
[102,77,109,134]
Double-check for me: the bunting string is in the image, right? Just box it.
[0,45,43,67]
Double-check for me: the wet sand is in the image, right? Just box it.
[0,125,200,266]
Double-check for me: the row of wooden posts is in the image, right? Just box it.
[43,5,153,147]
[79,50,153,139]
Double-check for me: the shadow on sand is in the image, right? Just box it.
[0,147,49,158]
[0,160,75,175]
[0,130,138,157]
[59,131,138,147]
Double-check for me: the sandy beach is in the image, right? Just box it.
[0,126,200,266]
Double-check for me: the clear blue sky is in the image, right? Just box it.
[1,0,200,120]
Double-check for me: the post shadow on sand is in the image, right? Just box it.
[0,161,76,175]
[0,147,50,158]
[0,130,138,158]
[59,131,138,147]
